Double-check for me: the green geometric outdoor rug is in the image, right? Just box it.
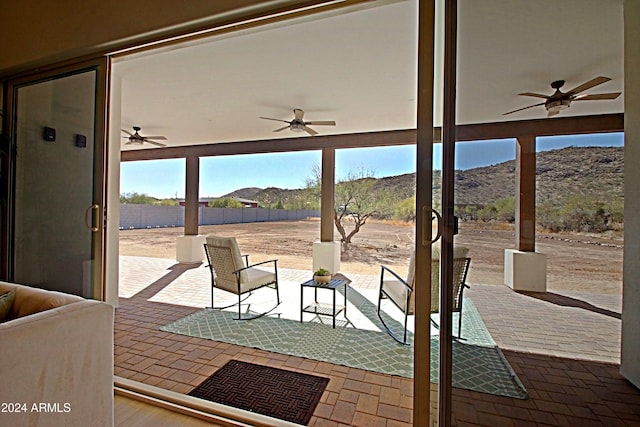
[162,288,528,399]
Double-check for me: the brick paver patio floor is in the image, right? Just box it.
[115,256,640,426]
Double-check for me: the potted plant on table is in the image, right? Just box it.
[313,268,332,283]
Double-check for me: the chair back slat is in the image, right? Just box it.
[204,236,247,290]
[452,257,471,311]
[430,246,470,313]
[378,245,471,343]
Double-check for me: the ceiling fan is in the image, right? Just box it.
[504,76,621,117]
[260,108,336,136]
[121,126,167,147]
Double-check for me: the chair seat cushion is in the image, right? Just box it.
[240,267,277,293]
[382,279,412,314]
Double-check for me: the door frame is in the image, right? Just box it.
[1,57,110,300]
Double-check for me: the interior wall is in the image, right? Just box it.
[0,0,319,74]
[621,0,640,388]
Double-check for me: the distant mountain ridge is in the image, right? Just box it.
[222,146,623,206]
[223,187,263,200]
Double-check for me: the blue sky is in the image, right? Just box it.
[120,132,624,199]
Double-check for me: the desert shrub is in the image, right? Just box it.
[208,197,244,208]
[493,197,516,223]
[537,195,622,232]
[459,197,515,223]
[120,192,159,205]
[393,196,416,222]
[476,204,497,222]
[455,205,478,221]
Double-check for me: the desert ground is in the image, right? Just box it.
[119,218,624,294]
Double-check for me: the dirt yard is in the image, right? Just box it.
[119,218,624,294]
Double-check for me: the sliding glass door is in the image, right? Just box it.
[6,60,108,298]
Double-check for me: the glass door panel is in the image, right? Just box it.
[10,67,105,298]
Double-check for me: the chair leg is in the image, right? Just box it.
[377,289,409,345]
[403,308,408,344]
[233,280,281,321]
[275,266,281,304]
[457,310,463,338]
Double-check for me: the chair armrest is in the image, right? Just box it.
[233,259,278,274]
[456,258,472,299]
[380,265,412,291]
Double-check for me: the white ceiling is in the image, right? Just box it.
[113,0,624,151]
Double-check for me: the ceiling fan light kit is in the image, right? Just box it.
[290,122,306,132]
[504,76,621,117]
[546,99,571,112]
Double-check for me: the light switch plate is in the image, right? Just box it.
[43,127,56,142]
[75,134,87,148]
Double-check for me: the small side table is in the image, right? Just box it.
[300,277,348,328]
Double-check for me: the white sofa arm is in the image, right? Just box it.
[0,300,114,427]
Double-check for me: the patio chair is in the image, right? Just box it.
[203,235,280,320]
[377,246,471,344]
[431,246,471,338]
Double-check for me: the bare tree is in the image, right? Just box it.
[305,166,395,250]
[335,169,385,250]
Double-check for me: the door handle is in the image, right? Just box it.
[422,207,442,245]
[85,204,100,232]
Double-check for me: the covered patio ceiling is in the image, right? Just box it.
[113,0,624,155]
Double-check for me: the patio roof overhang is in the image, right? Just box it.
[120,113,624,161]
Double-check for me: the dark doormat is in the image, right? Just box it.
[188,360,329,425]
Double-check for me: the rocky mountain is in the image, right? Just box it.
[224,146,623,207]
[223,187,263,200]
[451,146,623,205]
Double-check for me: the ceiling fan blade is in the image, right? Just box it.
[574,92,621,101]
[305,120,336,126]
[566,76,611,95]
[121,129,134,136]
[304,126,318,136]
[272,125,290,132]
[145,140,166,147]
[518,92,549,99]
[547,110,560,118]
[503,102,546,115]
[143,135,167,140]
[260,117,290,124]
[294,109,305,121]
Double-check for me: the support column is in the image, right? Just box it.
[516,136,536,252]
[177,155,205,263]
[313,148,340,273]
[505,136,547,292]
[320,148,335,242]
